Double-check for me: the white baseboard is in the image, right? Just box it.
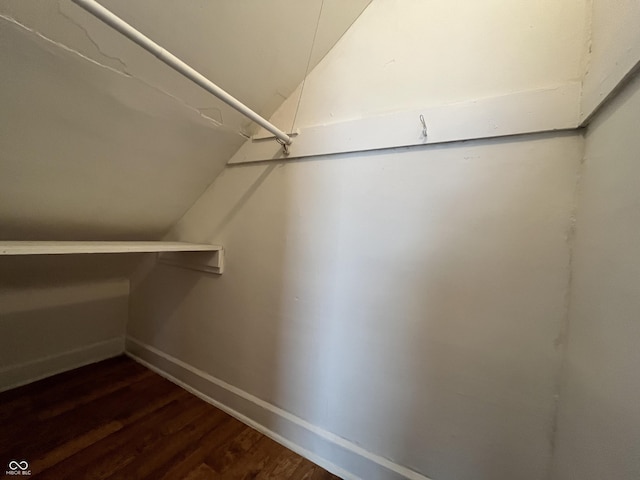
[0,337,125,392]
[125,336,431,480]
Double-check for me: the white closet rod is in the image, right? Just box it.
[71,0,293,146]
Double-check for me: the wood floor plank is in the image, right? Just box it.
[289,460,319,480]
[184,463,218,480]
[103,404,228,480]
[1,372,183,458]
[0,356,143,423]
[0,356,342,480]
[204,425,264,473]
[92,393,203,477]
[257,450,305,479]
[290,462,342,480]
[36,395,198,479]
[311,467,342,480]
[37,368,154,420]
[217,435,287,479]
[158,418,247,480]
[29,421,123,474]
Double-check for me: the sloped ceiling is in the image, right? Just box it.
[0,0,371,241]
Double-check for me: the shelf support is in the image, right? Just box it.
[157,249,224,275]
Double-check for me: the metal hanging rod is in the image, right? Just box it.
[71,0,293,146]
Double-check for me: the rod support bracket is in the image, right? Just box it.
[276,138,291,155]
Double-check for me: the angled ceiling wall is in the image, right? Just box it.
[0,0,370,241]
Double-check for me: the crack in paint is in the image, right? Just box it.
[0,12,247,138]
[0,13,128,77]
[56,0,129,72]
[197,107,224,126]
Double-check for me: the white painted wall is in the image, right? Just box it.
[550,71,640,480]
[129,132,582,480]
[267,0,589,131]
[0,0,369,240]
[0,1,369,395]
[580,0,640,120]
[239,0,589,163]
[0,252,142,391]
[0,248,148,391]
[0,17,242,241]
[127,2,591,479]
[0,275,129,391]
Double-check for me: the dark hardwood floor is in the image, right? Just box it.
[0,356,340,479]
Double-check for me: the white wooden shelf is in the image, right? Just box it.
[0,241,222,256]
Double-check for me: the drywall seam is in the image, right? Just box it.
[578,0,594,116]
[0,336,124,392]
[544,131,587,480]
[126,336,433,480]
[0,13,242,135]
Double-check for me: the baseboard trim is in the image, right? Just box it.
[0,337,125,392]
[125,336,431,480]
